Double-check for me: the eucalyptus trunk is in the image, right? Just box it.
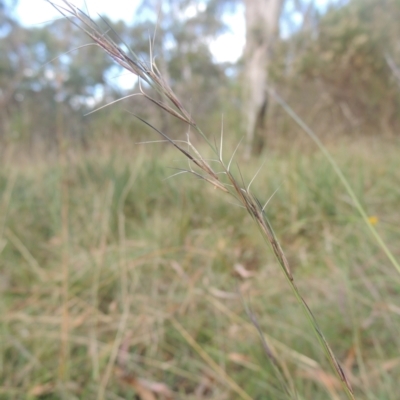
[243,0,284,157]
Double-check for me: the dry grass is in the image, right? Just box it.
[1,137,400,399]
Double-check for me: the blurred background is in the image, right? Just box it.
[1,0,400,399]
[3,0,400,153]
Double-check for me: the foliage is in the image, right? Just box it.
[0,0,235,146]
[3,0,400,146]
[272,0,400,134]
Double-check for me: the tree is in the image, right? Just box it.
[0,1,25,138]
[134,0,235,132]
[243,0,285,157]
[0,12,119,144]
[289,0,400,135]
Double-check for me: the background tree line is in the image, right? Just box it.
[1,0,400,154]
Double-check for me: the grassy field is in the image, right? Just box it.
[1,135,400,399]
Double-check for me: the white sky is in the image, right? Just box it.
[16,0,141,26]
[15,0,245,64]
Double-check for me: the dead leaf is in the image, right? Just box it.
[209,287,237,299]
[228,324,240,337]
[239,281,252,294]
[233,264,255,279]
[344,346,356,372]
[381,358,400,372]
[129,379,157,400]
[195,375,213,397]
[116,367,172,400]
[229,353,260,371]
[369,358,400,378]
[117,331,133,368]
[137,378,172,397]
[300,368,341,400]
[170,260,187,279]
[229,353,251,363]
[108,300,118,313]
[29,383,54,397]
[71,311,91,328]
[48,236,62,246]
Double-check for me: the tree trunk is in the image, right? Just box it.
[243,0,284,157]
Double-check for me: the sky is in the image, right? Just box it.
[15,0,246,64]
[14,0,334,66]
[17,0,142,26]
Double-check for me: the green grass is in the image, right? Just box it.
[1,136,399,399]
